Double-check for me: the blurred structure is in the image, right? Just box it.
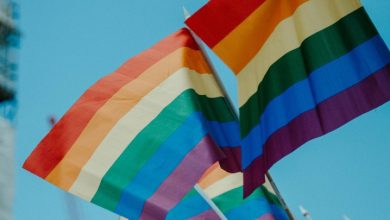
[343,215,351,220]
[300,205,313,220]
[0,0,19,220]
[0,0,18,103]
[0,117,15,220]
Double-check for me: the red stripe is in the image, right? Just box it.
[243,64,390,197]
[185,0,266,48]
[117,28,199,75]
[23,28,199,178]
[139,135,224,220]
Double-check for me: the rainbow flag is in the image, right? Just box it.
[122,162,289,220]
[186,0,390,196]
[23,28,240,219]
[197,163,288,220]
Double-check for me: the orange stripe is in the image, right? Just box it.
[213,0,309,74]
[198,163,230,188]
[198,163,219,181]
[45,47,212,190]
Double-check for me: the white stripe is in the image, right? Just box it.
[68,67,223,200]
[238,0,362,106]
[203,172,243,199]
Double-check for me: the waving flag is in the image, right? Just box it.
[186,0,390,196]
[23,28,240,219]
[122,162,289,220]
[197,163,288,220]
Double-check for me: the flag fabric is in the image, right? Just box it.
[165,187,221,220]
[23,28,240,219]
[122,162,289,220]
[186,0,390,196]
[197,163,289,220]
[120,188,221,220]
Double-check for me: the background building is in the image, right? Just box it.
[0,0,18,103]
[0,0,19,219]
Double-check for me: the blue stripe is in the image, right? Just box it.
[242,35,390,168]
[114,112,237,219]
[114,112,207,218]
[207,120,240,147]
[270,204,289,220]
[166,193,212,220]
[225,197,273,219]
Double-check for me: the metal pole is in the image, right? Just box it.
[267,173,295,220]
[184,6,295,220]
[195,184,228,220]
[183,7,239,118]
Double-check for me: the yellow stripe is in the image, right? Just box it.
[199,164,275,199]
[68,67,222,201]
[45,47,214,190]
[237,0,362,106]
[213,0,309,74]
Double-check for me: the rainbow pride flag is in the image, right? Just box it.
[23,28,240,219]
[197,163,288,220]
[122,162,289,220]
[186,0,390,196]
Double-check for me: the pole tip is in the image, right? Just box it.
[343,215,351,220]
[182,6,191,19]
[299,205,309,216]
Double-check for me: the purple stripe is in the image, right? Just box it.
[188,209,221,220]
[139,135,224,220]
[219,147,242,173]
[244,64,390,196]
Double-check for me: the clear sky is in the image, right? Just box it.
[15,0,390,219]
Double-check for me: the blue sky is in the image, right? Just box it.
[15,0,390,219]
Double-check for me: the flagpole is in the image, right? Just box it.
[183,7,238,118]
[183,7,295,220]
[194,184,228,220]
[182,7,230,220]
[267,173,295,220]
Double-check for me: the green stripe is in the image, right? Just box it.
[262,186,283,208]
[240,8,378,136]
[91,89,234,210]
[212,185,280,213]
[182,188,199,201]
